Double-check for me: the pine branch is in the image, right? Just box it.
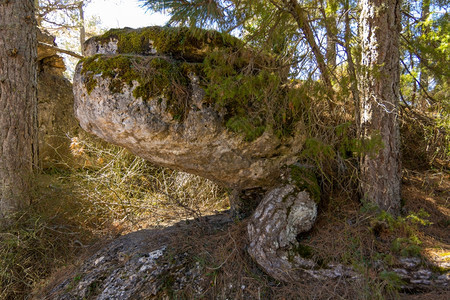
[284,0,332,92]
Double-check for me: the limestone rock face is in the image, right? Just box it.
[73,27,305,189]
[46,214,232,299]
[37,30,80,168]
[247,184,319,282]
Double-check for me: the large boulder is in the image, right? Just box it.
[73,26,304,190]
[73,27,324,283]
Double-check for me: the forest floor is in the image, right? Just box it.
[0,132,448,299]
[30,167,449,300]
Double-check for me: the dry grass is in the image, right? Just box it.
[0,134,229,300]
[148,167,449,299]
[1,104,449,299]
[169,172,448,299]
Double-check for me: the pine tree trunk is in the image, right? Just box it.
[344,0,360,132]
[0,0,38,221]
[286,0,332,91]
[358,0,401,214]
[325,23,337,69]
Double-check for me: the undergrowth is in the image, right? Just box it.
[0,134,228,299]
[153,193,445,300]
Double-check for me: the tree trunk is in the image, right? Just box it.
[344,0,360,133]
[322,0,337,69]
[0,0,38,222]
[358,0,401,215]
[325,21,337,69]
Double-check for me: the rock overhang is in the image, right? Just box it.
[74,26,307,190]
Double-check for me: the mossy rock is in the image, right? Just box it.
[288,164,321,203]
[80,54,195,119]
[88,26,243,62]
[81,26,299,141]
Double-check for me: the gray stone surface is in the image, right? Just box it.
[73,55,304,190]
[46,215,232,300]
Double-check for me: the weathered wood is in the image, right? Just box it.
[38,41,83,59]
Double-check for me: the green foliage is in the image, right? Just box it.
[96,26,242,60]
[367,204,433,258]
[140,0,236,30]
[391,237,422,257]
[289,243,314,262]
[202,46,293,141]
[289,164,321,203]
[85,26,300,141]
[226,116,265,142]
[379,271,404,292]
[301,138,335,163]
[407,209,432,226]
[399,1,449,167]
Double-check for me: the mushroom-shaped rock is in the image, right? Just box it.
[74,27,304,190]
[73,27,325,283]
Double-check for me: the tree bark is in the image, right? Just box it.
[419,0,430,91]
[325,20,337,69]
[0,0,38,221]
[358,0,401,214]
[322,0,337,69]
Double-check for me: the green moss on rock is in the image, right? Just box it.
[81,54,140,95]
[292,243,314,259]
[82,26,303,141]
[80,54,191,119]
[226,116,265,142]
[93,26,243,61]
[289,165,321,203]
